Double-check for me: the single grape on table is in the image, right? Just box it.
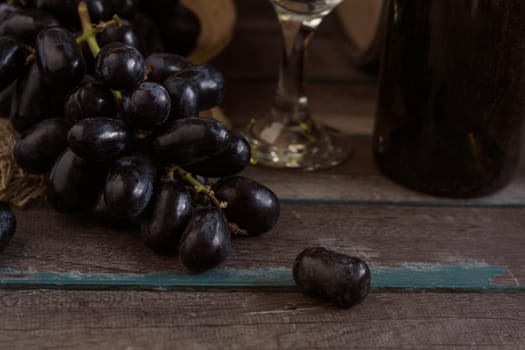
[293,247,371,308]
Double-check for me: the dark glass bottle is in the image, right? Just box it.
[374,0,525,197]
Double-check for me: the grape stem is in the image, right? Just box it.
[75,16,122,45]
[229,223,248,237]
[77,1,123,104]
[171,166,228,209]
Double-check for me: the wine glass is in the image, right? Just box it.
[244,0,351,170]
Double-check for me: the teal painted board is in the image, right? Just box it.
[0,264,523,291]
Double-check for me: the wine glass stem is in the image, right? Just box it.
[274,17,320,124]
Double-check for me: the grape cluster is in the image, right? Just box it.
[1,1,280,272]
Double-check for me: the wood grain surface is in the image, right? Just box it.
[1,290,524,350]
[2,203,524,288]
[1,1,524,349]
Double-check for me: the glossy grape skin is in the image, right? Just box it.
[184,133,251,178]
[14,118,70,174]
[0,201,16,252]
[0,36,27,91]
[293,247,371,308]
[0,81,15,116]
[104,154,156,219]
[213,176,280,236]
[64,81,117,123]
[162,76,199,119]
[141,179,192,254]
[174,65,225,111]
[47,148,102,213]
[178,207,231,272]
[0,9,59,44]
[35,27,85,90]
[122,81,170,130]
[68,118,131,162]
[145,53,191,83]
[157,4,200,56]
[95,42,146,91]
[99,19,143,52]
[10,61,64,132]
[84,0,113,22]
[151,117,231,165]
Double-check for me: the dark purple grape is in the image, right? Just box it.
[104,153,156,219]
[293,247,371,308]
[68,117,131,162]
[110,0,138,19]
[141,178,192,254]
[0,9,59,44]
[91,190,139,228]
[162,76,199,119]
[84,0,113,22]
[64,81,117,123]
[184,133,251,178]
[213,176,280,236]
[36,0,80,29]
[35,27,85,90]
[151,117,231,165]
[0,81,15,116]
[0,4,19,23]
[145,53,191,83]
[11,61,65,132]
[0,201,16,252]
[178,207,231,272]
[47,148,102,213]
[122,81,170,130]
[95,42,146,91]
[157,4,200,56]
[174,65,225,111]
[14,118,70,174]
[0,36,28,91]
[99,19,143,52]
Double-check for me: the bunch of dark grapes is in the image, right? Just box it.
[0,1,280,272]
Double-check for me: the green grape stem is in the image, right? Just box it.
[172,166,228,209]
[75,16,122,45]
[77,1,123,104]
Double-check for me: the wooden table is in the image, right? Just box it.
[2,2,525,348]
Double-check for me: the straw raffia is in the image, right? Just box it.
[0,118,46,207]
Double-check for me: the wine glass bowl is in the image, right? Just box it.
[244,0,351,170]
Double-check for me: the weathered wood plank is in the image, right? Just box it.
[0,290,524,349]
[1,264,520,291]
[2,203,524,287]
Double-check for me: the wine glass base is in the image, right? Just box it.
[244,118,352,171]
